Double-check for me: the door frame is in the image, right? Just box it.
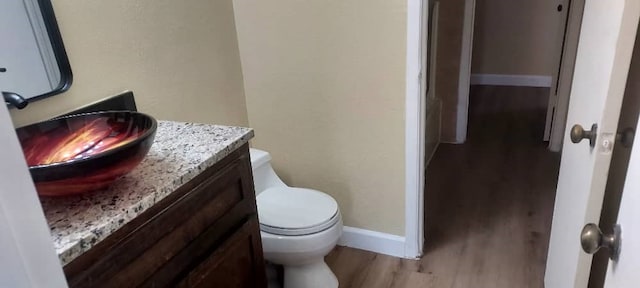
[404,0,475,258]
[455,0,476,143]
[403,0,601,260]
[548,0,587,152]
[404,0,427,258]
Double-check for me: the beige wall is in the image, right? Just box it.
[471,0,563,76]
[10,0,248,128]
[233,0,407,235]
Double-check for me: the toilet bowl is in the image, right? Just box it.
[250,148,342,288]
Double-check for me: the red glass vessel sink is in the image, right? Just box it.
[16,111,157,197]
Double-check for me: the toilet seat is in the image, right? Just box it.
[257,187,340,236]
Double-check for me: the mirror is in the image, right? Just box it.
[0,0,72,109]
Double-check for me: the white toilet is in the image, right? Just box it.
[250,148,342,288]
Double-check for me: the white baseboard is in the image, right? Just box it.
[470,73,552,87]
[338,226,408,258]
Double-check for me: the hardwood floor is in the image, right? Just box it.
[326,86,561,288]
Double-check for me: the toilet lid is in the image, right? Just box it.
[257,187,340,236]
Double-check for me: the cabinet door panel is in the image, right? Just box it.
[177,218,267,288]
[108,172,247,287]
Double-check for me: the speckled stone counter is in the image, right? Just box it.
[40,121,254,265]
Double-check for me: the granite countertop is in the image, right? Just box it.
[40,121,254,265]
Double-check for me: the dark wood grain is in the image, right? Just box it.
[64,144,267,288]
[65,144,249,278]
[176,218,265,288]
[106,162,248,287]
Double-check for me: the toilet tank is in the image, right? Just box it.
[249,148,286,194]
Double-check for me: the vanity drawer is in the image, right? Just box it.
[64,145,265,288]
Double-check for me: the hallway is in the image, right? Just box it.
[326,86,561,287]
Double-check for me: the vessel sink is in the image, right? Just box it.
[16,111,157,197]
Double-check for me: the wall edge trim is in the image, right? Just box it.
[338,226,410,259]
[403,0,425,259]
[456,0,476,144]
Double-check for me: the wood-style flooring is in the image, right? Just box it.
[326,86,561,288]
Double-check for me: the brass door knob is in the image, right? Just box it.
[570,123,598,147]
[580,223,621,260]
[617,127,635,148]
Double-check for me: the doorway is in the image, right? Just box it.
[422,0,576,285]
[449,0,583,150]
[423,85,561,286]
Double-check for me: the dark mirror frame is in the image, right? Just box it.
[28,0,73,102]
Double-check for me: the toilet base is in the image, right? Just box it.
[284,260,338,288]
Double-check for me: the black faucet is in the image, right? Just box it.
[2,91,28,109]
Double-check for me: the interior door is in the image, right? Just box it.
[543,0,571,142]
[605,116,640,288]
[602,110,640,287]
[547,0,586,152]
[544,1,640,288]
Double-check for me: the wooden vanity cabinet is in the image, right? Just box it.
[63,144,267,288]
